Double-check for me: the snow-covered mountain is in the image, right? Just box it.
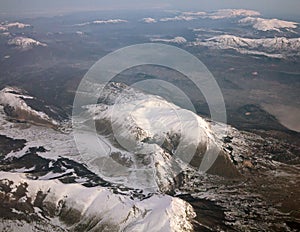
[192,35,300,58]
[142,17,157,23]
[0,22,31,31]
[0,172,195,232]
[0,87,58,127]
[0,84,237,231]
[0,83,298,231]
[75,19,128,26]
[239,17,298,32]
[159,9,260,22]
[8,37,47,50]
[150,36,187,44]
[206,9,260,20]
[158,9,261,22]
[5,22,31,29]
[160,15,196,22]
[73,82,239,192]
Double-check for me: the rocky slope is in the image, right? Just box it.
[0,85,299,231]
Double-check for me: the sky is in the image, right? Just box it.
[0,0,299,19]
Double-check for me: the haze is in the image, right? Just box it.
[1,0,299,19]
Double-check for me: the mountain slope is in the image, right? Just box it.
[239,17,298,32]
[0,172,195,232]
[0,87,59,127]
[192,35,300,58]
[73,82,239,192]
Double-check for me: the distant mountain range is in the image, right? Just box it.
[192,35,300,58]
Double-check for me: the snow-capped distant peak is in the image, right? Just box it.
[182,11,206,16]
[159,15,196,22]
[150,36,187,44]
[192,35,300,58]
[93,19,127,24]
[209,9,260,19]
[76,19,128,26]
[142,17,157,23]
[154,9,260,23]
[8,36,47,50]
[5,22,31,29]
[0,21,31,31]
[239,17,298,32]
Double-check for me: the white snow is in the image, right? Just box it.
[0,22,31,31]
[93,19,128,24]
[182,11,207,17]
[239,17,298,32]
[150,36,187,44]
[73,84,224,191]
[158,9,260,22]
[75,31,84,35]
[76,19,128,26]
[142,17,157,23]
[0,25,6,31]
[192,35,300,58]
[0,87,58,127]
[8,37,47,50]
[38,169,75,180]
[0,172,195,232]
[5,22,31,29]
[160,15,196,22]
[11,166,36,173]
[207,9,260,19]
[0,107,75,161]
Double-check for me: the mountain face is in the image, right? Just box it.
[73,82,240,191]
[0,84,238,231]
[192,35,300,58]
[0,87,61,128]
[0,172,195,232]
[0,84,299,231]
[239,17,298,32]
